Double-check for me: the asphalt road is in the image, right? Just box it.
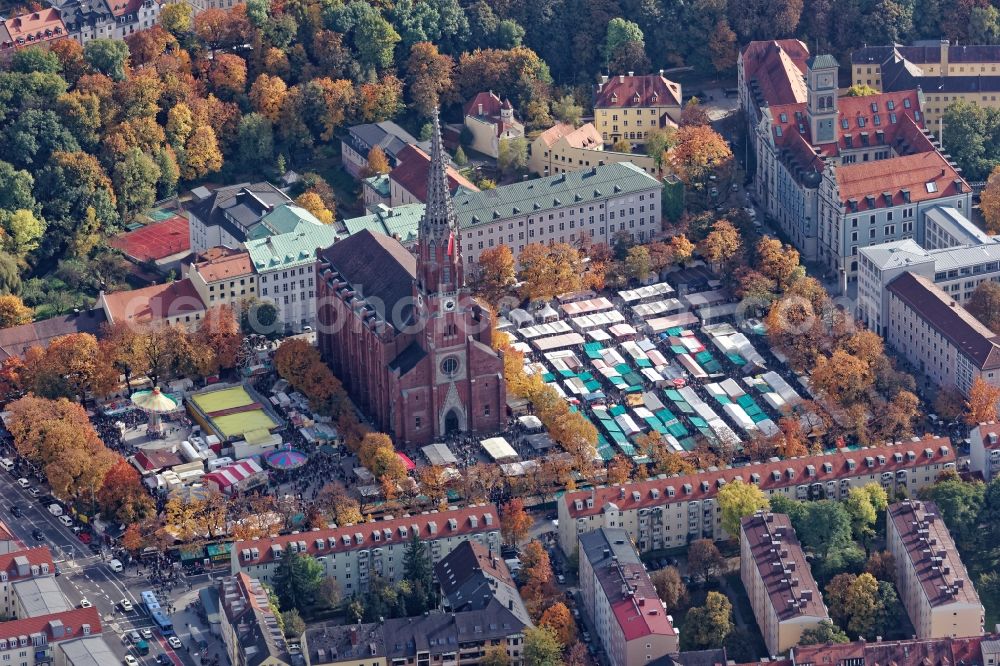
[0,471,188,666]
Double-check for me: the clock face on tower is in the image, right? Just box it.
[817,73,834,90]
[443,299,456,312]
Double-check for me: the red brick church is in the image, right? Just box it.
[316,110,506,445]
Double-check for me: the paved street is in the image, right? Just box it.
[0,472,190,666]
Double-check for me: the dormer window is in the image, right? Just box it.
[871,102,878,112]
[903,98,911,108]
[887,100,895,110]
[841,118,849,129]
[857,117,866,127]
[780,113,788,123]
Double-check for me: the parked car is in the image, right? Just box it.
[556,574,565,584]
[58,515,73,528]
[167,636,182,649]
[16,478,30,488]
[120,599,133,612]
[140,628,152,640]
[10,505,21,518]
[79,599,91,608]
[128,631,141,644]
[124,656,139,666]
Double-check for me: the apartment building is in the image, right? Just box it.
[740,44,971,280]
[593,73,682,145]
[790,633,1000,665]
[557,437,956,556]
[50,0,162,44]
[852,40,1000,123]
[453,162,662,265]
[528,123,657,178]
[218,573,298,666]
[186,250,256,311]
[231,505,501,597]
[970,423,1000,482]
[884,272,1000,396]
[54,635,119,666]
[435,541,531,626]
[857,208,1000,335]
[187,183,313,254]
[0,548,57,619]
[886,500,984,639]
[578,528,679,666]
[0,607,102,666]
[464,91,525,159]
[98,279,206,329]
[304,623,385,666]
[0,9,67,58]
[244,224,337,332]
[740,512,829,655]
[341,122,425,179]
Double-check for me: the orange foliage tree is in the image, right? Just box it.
[500,498,532,545]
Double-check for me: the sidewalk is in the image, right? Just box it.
[171,586,228,666]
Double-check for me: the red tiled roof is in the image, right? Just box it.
[563,438,955,519]
[133,449,184,472]
[0,607,101,645]
[793,635,997,666]
[106,0,143,17]
[595,74,681,109]
[235,504,500,566]
[465,91,503,119]
[1,9,66,48]
[101,279,206,326]
[108,216,190,263]
[0,547,53,579]
[390,145,478,203]
[741,40,810,109]
[193,251,253,283]
[837,151,963,210]
[887,272,1000,370]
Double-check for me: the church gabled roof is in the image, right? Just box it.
[319,230,416,331]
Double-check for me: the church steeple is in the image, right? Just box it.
[416,107,463,295]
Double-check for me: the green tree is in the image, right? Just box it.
[453,146,468,166]
[11,47,61,74]
[941,100,995,182]
[717,479,769,536]
[798,619,849,645]
[271,548,325,612]
[155,146,180,199]
[684,591,733,649]
[281,609,306,637]
[159,3,192,36]
[844,483,888,543]
[645,126,678,173]
[687,538,724,583]
[0,161,37,213]
[550,95,583,127]
[918,477,986,545]
[83,39,130,81]
[969,5,1000,44]
[523,626,562,666]
[498,137,527,175]
[112,148,160,222]
[236,113,275,168]
[0,209,44,256]
[795,499,852,559]
[604,17,644,61]
[402,533,434,615]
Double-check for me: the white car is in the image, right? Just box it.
[16,478,29,488]
[140,628,152,640]
[58,515,72,528]
[167,636,182,649]
[79,599,91,608]
[124,657,139,666]
[120,599,133,612]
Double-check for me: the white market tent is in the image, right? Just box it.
[633,299,685,318]
[518,415,543,431]
[421,443,458,466]
[561,297,615,317]
[619,282,675,303]
[481,436,518,462]
[647,312,699,333]
[533,332,585,352]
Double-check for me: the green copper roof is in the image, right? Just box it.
[245,223,339,272]
[363,174,391,198]
[452,162,660,229]
[246,204,324,241]
[343,203,424,245]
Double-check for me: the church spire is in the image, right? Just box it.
[422,107,457,241]
[416,107,463,295]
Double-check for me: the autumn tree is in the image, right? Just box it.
[357,433,406,481]
[718,479,769,535]
[625,245,652,283]
[181,125,223,180]
[249,74,288,124]
[523,626,562,666]
[680,98,711,127]
[697,220,741,267]
[97,457,155,523]
[366,145,391,176]
[295,191,334,224]
[159,3,192,36]
[193,305,241,375]
[966,376,1000,424]
[539,602,576,647]
[756,236,802,290]
[473,244,516,306]
[687,538,724,583]
[649,566,687,611]
[811,349,875,407]
[0,295,31,327]
[30,333,118,401]
[405,42,454,118]
[982,165,1000,234]
[967,281,1000,333]
[669,124,733,187]
[501,497,532,544]
[685,592,733,648]
[519,242,582,301]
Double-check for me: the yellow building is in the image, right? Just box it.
[594,72,681,145]
[740,512,829,655]
[528,122,658,177]
[886,500,984,639]
[852,41,1000,123]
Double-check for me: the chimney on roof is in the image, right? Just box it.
[619,75,625,83]
[659,69,664,76]
[350,627,359,646]
[627,71,634,77]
